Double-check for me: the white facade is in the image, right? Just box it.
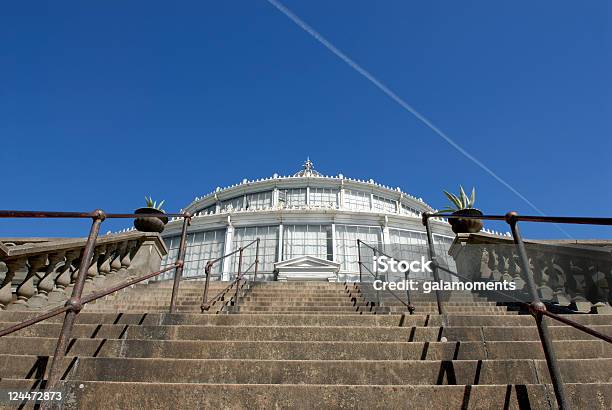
[160,160,456,282]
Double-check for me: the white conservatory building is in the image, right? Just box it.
[159,160,456,282]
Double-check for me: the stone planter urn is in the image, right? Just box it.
[133,207,168,233]
[449,208,483,234]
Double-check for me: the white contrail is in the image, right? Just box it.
[266,0,572,238]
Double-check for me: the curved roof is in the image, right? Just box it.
[181,159,436,215]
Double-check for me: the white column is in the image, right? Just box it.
[272,188,279,207]
[339,188,345,208]
[382,226,391,246]
[306,187,310,205]
[370,193,374,211]
[381,216,391,253]
[222,221,234,281]
[277,223,284,262]
[331,223,337,262]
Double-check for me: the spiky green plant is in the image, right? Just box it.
[438,186,476,213]
[144,196,165,211]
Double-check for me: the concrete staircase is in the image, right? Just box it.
[0,280,610,408]
[81,280,231,313]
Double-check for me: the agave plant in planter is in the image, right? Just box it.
[438,186,483,234]
[133,196,169,233]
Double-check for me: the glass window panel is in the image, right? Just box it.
[246,191,272,210]
[400,203,420,216]
[160,230,226,279]
[372,195,397,213]
[335,225,382,272]
[309,188,338,207]
[220,196,244,212]
[386,229,456,280]
[279,188,306,207]
[200,205,216,215]
[344,189,370,211]
[232,225,279,275]
[283,225,332,261]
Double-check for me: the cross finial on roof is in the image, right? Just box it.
[293,157,322,177]
[304,157,313,171]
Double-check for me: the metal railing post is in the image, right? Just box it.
[45,209,105,392]
[422,213,445,315]
[357,239,363,283]
[201,261,213,312]
[373,248,381,306]
[404,269,413,314]
[170,213,191,313]
[253,238,260,282]
[234,247,243,304]
[506,212,569,410]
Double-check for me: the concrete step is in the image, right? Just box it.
[144,281,231,288]
[237,298,496,307]
[237,300,500,307]
[239,297,357,303]
[226,306,514,315]
[63,357,612,385]
[249,287,348,295]
[87,305,200,313]
[1,312,610,327]
[222,310,380,315]
[109,294,205,300]
[361,295,489,302]
[85,303,201,310]
[2,378,610,409]
[96,302,201,308]
[2,323,609,342]
[229,306,370,312]
[0,337,609,360]
[18,322,609,341]
[120,324,612,342]
[1,356,609,385]
[238,298,356,307]
[251,282,350,287]
[86,299,202,307]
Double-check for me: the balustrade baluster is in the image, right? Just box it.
[120,241,137,274]
[48,250,79,305]
[0,258,27,309]
[83,247,101,294]
[28,252,65,309]
[94,245,110,287]
[107,243,122,282]
[531,252,553,301]
[489,248,502,281]
[8,254,47,309]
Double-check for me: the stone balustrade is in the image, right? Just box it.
[449,232,612,312]
[0,231,167,311]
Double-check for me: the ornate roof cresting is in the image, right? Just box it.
[293,157,323,177]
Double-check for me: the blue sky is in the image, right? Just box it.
[1,1,610,239]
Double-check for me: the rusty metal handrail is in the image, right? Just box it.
[200,277,242,312]
[200,270,252,312]
[0,210,188,219]
[200,238,260,312]
[357,239,415,313]
[357,259,414,312]
[0,263,179,338]
[432,263,612,344]
[422,211,612,410]
[428,212,612,226]
[0,208,193,400]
